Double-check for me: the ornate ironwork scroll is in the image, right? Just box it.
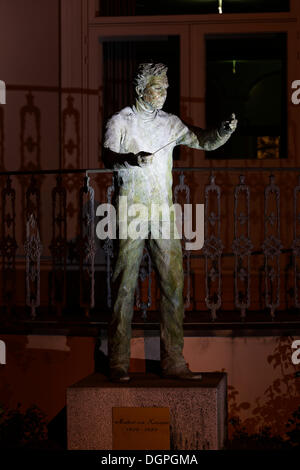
[62,95,81,196]
[49,175,67,315]
[0,176,18,312]
[292,174,300,309]
[24,176,42,318]
[62,95,82,227]
[174,171,191,310]
[20,92,41,170]
[24,214,42,318]
[203,174,223,321]
[62,95,80,170]
[231,175,253,319]
[78,175,96,315]
[261,174,282,318]
[25,175,40,224]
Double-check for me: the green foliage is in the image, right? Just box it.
[227,405,300,450]
[0,403,48,448]
[286,406,300,448]
[228,337,300,439]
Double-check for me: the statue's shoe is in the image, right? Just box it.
[109,367,131,382]
[161,364,202,380]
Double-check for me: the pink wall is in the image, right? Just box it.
[0,0,60,170]
[0,0,58,85]
[0,334,299,440]
[0,335,95,422]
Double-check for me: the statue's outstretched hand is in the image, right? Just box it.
[136,151,153,167]
[219,113,238,137]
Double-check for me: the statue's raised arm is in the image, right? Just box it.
[176,113,238,151]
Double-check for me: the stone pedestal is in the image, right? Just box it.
[67,372,227,450]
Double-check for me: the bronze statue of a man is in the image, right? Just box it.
[103,63,237,382]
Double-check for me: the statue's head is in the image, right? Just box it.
[134,63,168,110]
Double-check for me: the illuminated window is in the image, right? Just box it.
[205,33,287,159]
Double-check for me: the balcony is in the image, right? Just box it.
[0,166,299,336]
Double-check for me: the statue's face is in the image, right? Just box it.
[142,74,168,110]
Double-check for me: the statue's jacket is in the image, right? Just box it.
[104,105,230,233]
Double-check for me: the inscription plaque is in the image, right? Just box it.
[112,407,170,450]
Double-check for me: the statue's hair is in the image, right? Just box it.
[134,63,168,92]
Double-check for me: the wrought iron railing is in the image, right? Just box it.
[0,166,300,332]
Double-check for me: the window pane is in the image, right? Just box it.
[98,0,290,17]
[205,33,287,159]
